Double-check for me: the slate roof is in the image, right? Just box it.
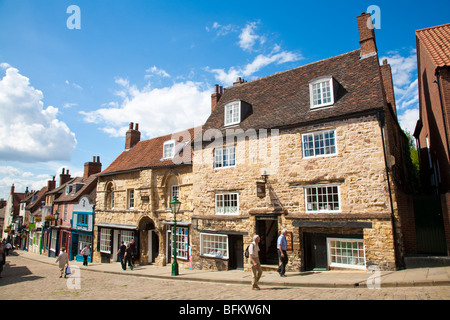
[416,23,450,68]
[203,50,386,135]
[54,174,99,204]
[100,127,198,176]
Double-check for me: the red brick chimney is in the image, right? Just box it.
[10,184,15,195]
[211,84,223,113]
[125,122,141,149]
[380,58,397,118]
[84,156,102,179]
[357,12,378,57]
[47,176,56,192]
[59,168,71,186]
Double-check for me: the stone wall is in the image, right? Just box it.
[192,115,398,271]
[93,165,193,266]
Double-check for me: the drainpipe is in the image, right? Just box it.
[377,110,401,269]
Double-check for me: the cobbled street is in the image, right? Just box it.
[0,254,449,301]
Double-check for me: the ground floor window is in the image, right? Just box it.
[100,228,112,253]
[200,233,228,259]
[78,234,91,253]
[327,238,365,269]
[50,231,58,252]
[171,227,189,260]
[121,230,134,245]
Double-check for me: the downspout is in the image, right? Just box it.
[377,110,400,269]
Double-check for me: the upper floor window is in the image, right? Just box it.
[305,185,340,213]
[215,192,239,215]
[128,189,134,209]
[224,101,241,126]
[309,76,335,109]
[214,146,236,169]
[163,140,175,159]
[302,129,337,158]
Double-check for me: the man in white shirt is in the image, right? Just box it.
[248,235,262,290]
[277,229,288,277]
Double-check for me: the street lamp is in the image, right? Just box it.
[170,195,181,276]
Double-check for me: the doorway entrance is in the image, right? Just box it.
[139,217,159,265]
[228,235,244,269]
[255,217,279,264]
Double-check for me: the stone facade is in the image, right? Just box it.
[93,165,193,268]
[191,115,398,271]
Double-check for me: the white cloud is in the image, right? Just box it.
[80,80,211,139]
[207,48,303,86]
[399,107,419,136]
[238,21,266,52]
[207,22,238,37]
[145,66,170,78]
[380,50,419,134]
[0,66,77,162]
[65,79,83,90]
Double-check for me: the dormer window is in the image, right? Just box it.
[224,101,241,126]
[309,76,335,109]
[163,140,175,159]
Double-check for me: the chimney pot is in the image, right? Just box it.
[125,121,141,149]
[357,12,378,57]
[211,84,223,113]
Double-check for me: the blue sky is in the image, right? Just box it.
[0,0,449,200]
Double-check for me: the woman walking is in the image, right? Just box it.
[81,244,91,266]
[56,248,69,278]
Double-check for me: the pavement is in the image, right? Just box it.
[15,250,450,289]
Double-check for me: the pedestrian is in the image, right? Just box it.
[277,229,288,277]
[0,243,5,278]
[80,244,91,266]
[123,243,134,270]
[5,242,12,256]
[117,241,126,270]
[129,238,136,266]
[248,235,262,290]
[56,247,69,278]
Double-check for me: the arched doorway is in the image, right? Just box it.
[138,216,159,265]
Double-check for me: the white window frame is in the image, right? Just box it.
[50,231,58,252]
[171,185,179,201]
[327,238,366,270]
[121,230,134,246]
[302,129,337,158]
[171,226,189,260]
[224,101,241,126]
[305,185,341,213]
[215,192,239,215]
[200,233,229,259]
[100,228,112,253]
[128,189,134,209]
[214,146,236,169]
[309,76,334,109]
[163,139,176,159]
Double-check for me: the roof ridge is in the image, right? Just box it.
[416,22,450,34]
[224,49,361,90]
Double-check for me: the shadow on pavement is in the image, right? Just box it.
[0,261,45,287]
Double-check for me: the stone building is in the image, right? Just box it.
[93,123,196,267]
[189,12,413,272]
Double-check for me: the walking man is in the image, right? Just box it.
[277,229,288,277]
[248,235,262,290]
